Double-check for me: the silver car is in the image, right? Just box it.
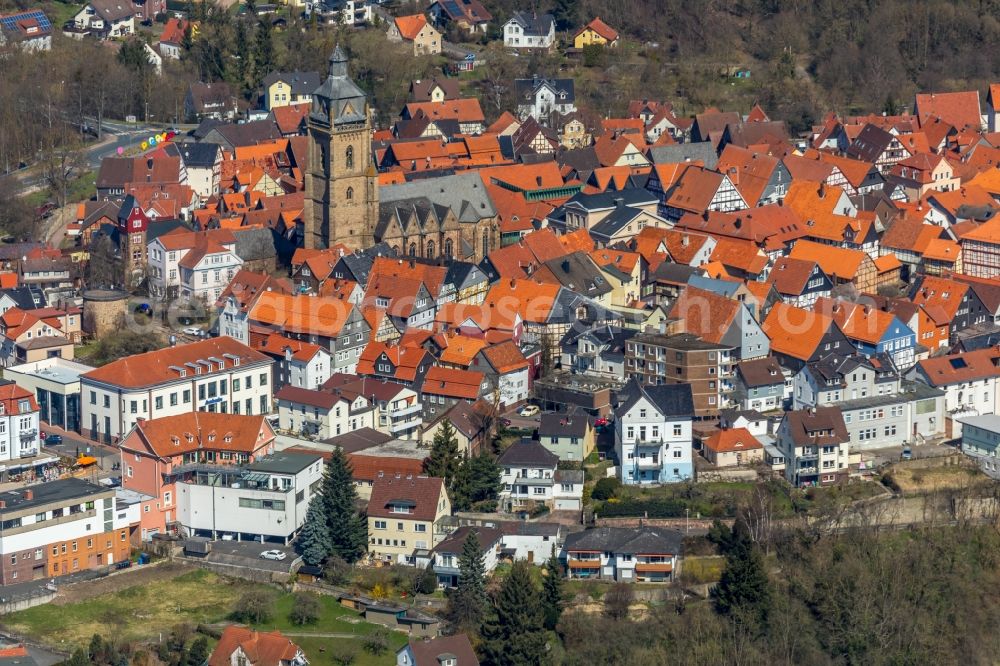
[259,549,287,561]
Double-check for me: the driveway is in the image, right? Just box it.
[196,540,299,573]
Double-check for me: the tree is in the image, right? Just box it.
[445,531,488,633]
[591,477,621,501]
[289,592,322,626]
[323,555,352,585]
[424,420,461,488]
[452,452,502,511]
[712,518,771,628]
[252,18,274,89]
[61,648,91,666]
[412,561,438,595]
[480,560,548,666]
[323,447,367,563]
[233,19,250,92]
[604,582,634,620]
[542,547,563,630]
[329,642,357,666]
[84,330,164,366]
[552,0,579,32]
[84,234,124,289]
[298,494,332,565]
[363,626,390,655]
[232,588,276,624]
[187,637,209,666]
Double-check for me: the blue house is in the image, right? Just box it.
[822,298,916,370]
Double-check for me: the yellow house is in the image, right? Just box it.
[262,71,322,111]
[386,14,442,57]
[573,17,619,49]
[367,475,451,564]
[559,114,591,149]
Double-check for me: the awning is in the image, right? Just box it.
[75,456,98,466]
[242,472,269,483]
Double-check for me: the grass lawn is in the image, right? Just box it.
[683,556,725,584]
[884,464,989,494]
[292,635,406,666]
[1,569,251,649]
[254,593,378,637]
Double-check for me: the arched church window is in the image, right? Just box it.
[345,145,354,170]
[482,230,490,258]
[409,243,417,257]
[445,239,454,258]
[426,241,435,258]
[345,187,354,201]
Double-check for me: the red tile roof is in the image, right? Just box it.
[209,627,301,666]
[915,91,982,130]
[577,16,618,41]
[394,13,429,40]
[668,286,740,344]
[422,365,485,399]
[762,302,837,361]
[367,475,445,522]
[703,427,763,454]
[125,412,274,460]
[81,338,269,389]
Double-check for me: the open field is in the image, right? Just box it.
[884,463,990,494]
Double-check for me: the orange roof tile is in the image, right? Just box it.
[483,279,560,324]
[703,427,763,454]
[576,16,618,41]
[248,292,355,339]
[404,98,485,124]
[439,334,489,367]
[422,365,486,399]
[788,239,870,281]
[393,13,428,40]
[479,340,528,374]
[762,302,836,361]
[126,412,274,461]
[668,285,741,344]
[922,238,961,263]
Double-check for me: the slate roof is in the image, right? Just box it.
[615,378,695,419]
[506,11,554,36]
[514,77,575,105]
[262,71,321,95]
[382,171,497,222]
[539,410,588,438]
[165,142,221,168]
[647,142,719,170]
[563,526,684,555]
[497,440,559,468]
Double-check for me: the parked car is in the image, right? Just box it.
[901,446,912,461]
[518,405,540,417]
[260,550,287,561]
[182,326,202,336]
[36,202,57,219]
[44,434,63,445]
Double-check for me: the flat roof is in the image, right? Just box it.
[6,357,93,385]
[835,380,943,412]
[247,451,322,475]
[0,477,108,514]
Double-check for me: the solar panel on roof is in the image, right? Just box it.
[442,0,461,17]
[0,9,51,32]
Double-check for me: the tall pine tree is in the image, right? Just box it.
[445,530,488,634]
[452,452,502,511]
[252,17,274,89]
[712,517,771,627]
[323,447,367,563]
[480,560,548,666]
[541,546,563,630]
[297,494,332,566]
[424,420,461,488]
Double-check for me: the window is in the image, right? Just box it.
[346,187,354,201]
[154,396,163,410]
[374,520,386,529]
[183,389,191,404]
[345,145,354,170]
[170,393,177,407]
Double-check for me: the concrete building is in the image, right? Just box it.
[776,407,850,487]
[562,526,683,583]
[6,358,90,434]
[614,379,695,484]
[497,441,584,511]
[0,478,139,584]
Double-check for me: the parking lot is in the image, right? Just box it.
[193,540,299,573]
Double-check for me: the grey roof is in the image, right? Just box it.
[444,260,488,291]
[541,252,612,298]
[615,378,695,419]
[557,146,601,174]
[648,142,719,170]
[246,451,322,474]
[548,287,620,325]
[560,324,633,355]
[233,226,277,262]
[205,119,283,150]
[497,520,561,537]
[382,171,497,223]
[333,243,396,286]
[497,440,559,468]
[650,262,702,284]
[262,71,322,95]
[834,380,942,412]
[311,46,368,127]
[563,187,658,213]
[322,427,394,453]
[539,410,588,438]
[0,478,108,516]
[167,141,221,168]
[0,286,45,310]
[957,414,1000,432]
[507,11,554,36]
[563,526,683,555]
[555,469,584,484]
[590,206,650,241]
[515,76,573,104]
[687,274,742,298]
[434,525,503,555]
[847,124,895,163]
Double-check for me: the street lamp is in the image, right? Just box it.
[685,508,689,533]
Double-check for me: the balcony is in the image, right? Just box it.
[391,403,422,418]
[19,429,38,441]
[390,416,421,433]
[634,458,662,470]
[509,475,554,486]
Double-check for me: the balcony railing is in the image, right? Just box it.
[19,429,37,441]
[390,416,421,433]
[634,458,662,470]
[391,403,422,418]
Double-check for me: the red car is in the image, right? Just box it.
[594,417,609,427]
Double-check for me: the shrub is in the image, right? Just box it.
[231,588,276,624]
[363,627,390,655]
[591,477,621,501]
[323,556,352,586]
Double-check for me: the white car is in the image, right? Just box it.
[260,550,287,561]
[518,405,540,417]
[182,326,202,336]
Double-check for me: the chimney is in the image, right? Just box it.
[0,500,5,509]
[614,197,624,208]
[818,182,826,198]
[23,490,32,501]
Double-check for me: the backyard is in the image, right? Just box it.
[1,566,406,664]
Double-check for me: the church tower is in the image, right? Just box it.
[303,46,378,249]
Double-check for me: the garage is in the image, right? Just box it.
[555,498,581,510]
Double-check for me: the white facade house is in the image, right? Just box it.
[432,526,502,587]
[175,452,323,544]
[614,380,695,485]
[777,406,851,487]
[147,230,240,301]
[274,386,374,440]
[0,381,41,463]
[497,441,583,511]
[306,0,372,25]
[80,338,275,443]
[71,2,134,38]
[503,12,555,49]
[562,526,683,583]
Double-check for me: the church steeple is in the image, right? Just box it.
[328,44,347,78]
